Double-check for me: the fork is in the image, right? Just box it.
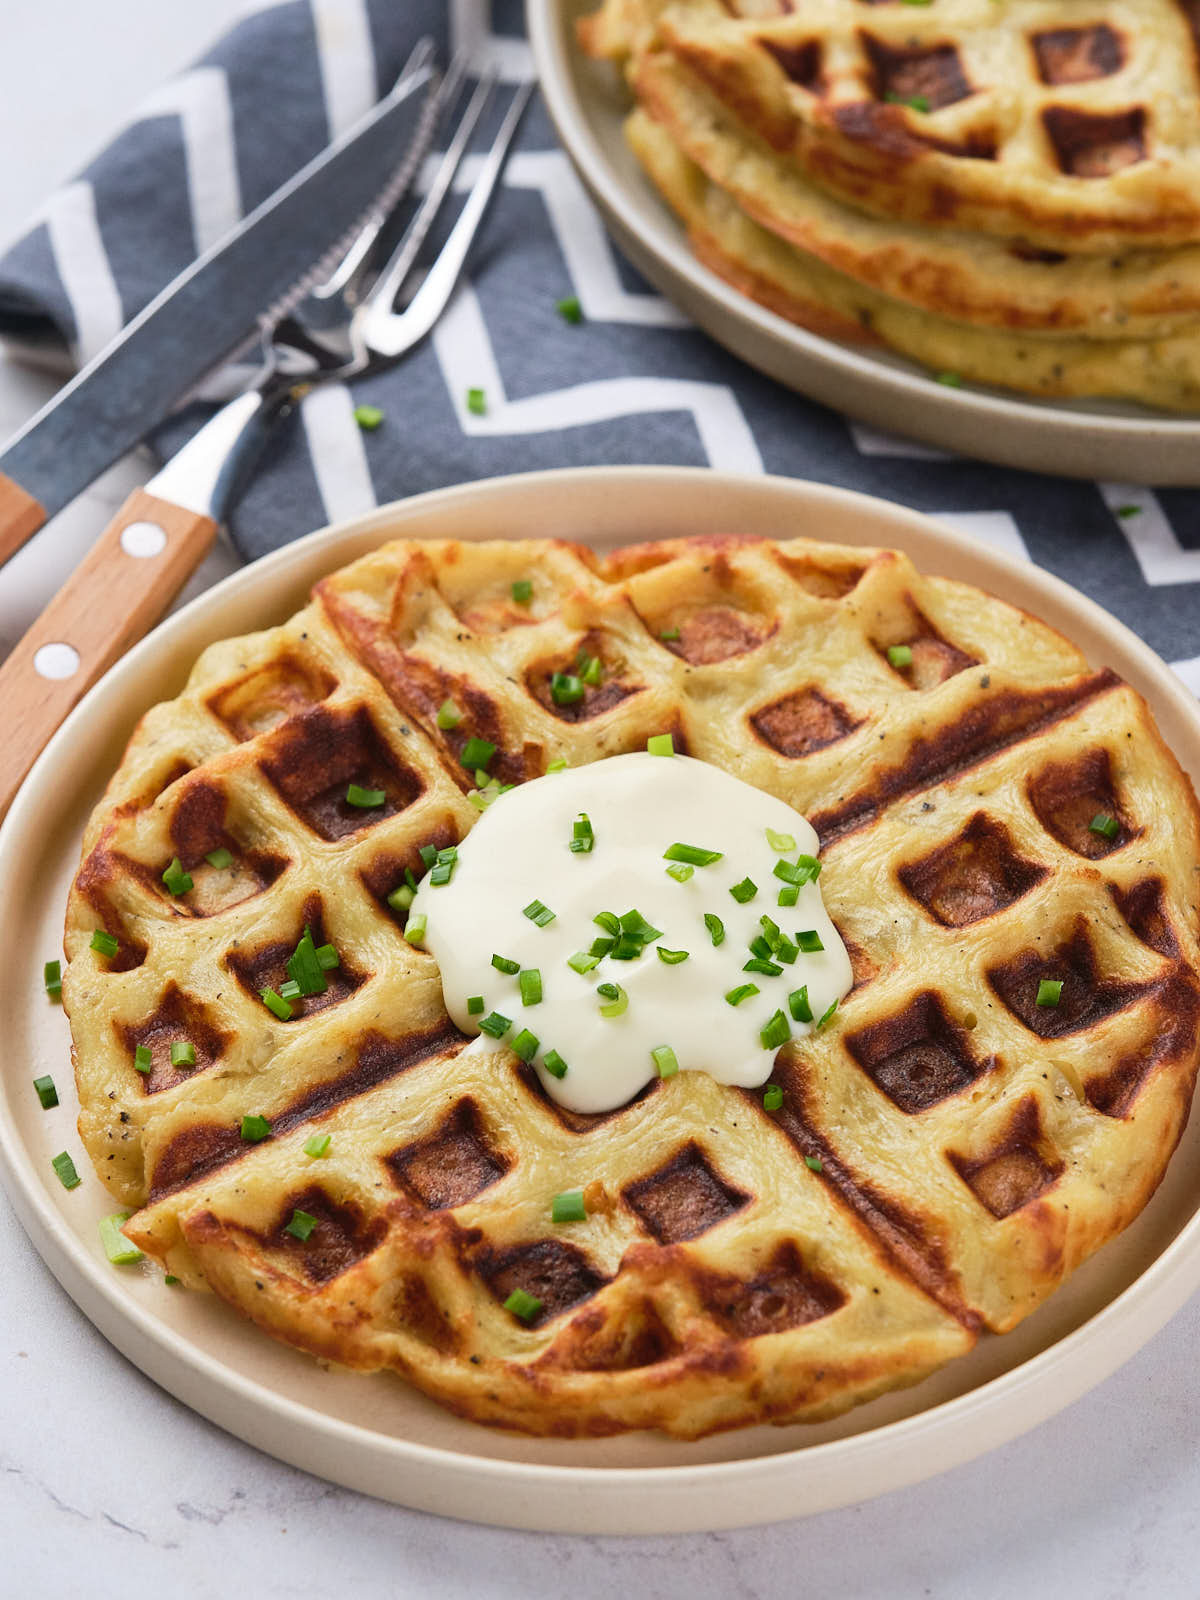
[0,69,533,820]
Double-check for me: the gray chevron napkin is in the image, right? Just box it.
[0,0,1196,682]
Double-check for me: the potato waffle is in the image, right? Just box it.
[579,0,1200,406]
[62,534,1200,1437]
[583,0,1200,254]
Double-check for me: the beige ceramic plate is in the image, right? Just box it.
[3,468,1200,1535]
[528,1,1200,486]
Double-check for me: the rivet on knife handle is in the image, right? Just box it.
[0,489,216,822]
[0,473,46,564]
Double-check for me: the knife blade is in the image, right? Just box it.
[0,44,436,565]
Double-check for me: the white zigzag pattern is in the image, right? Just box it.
[139,68,242,256]
[1099,484,1200,587]
[433,281,763,473]
[450,0,535,82]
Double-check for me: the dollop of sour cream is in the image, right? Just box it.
[411,751,852,1114]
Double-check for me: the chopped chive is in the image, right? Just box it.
[519,968,543,1006]
[765,828,796,853]
[90,929,119,959]
[790,985,819,1024]
[568,950,602,975]
[164,1275,180,1286]
[346,783,385,808]
[777,886,799,908]
[887,644,913,669]
[552,1188,586,1223]
[466,386,487,415]
[543,1048,568,1079]
[594,911,621,936]
[511,1028,539,1063]
[285,1208,318,1241]
[1089,812,1120,840]
[436,698,463,730]
[467,996,485,1015]
[279,980,302,1001]
[885,90,930,111]
[744,958,783,977]
[725,983,759,1007]
[99,1213,143,1265]
[620,909,662,941]
[580,655,604,687]
[404,913,427,948]
[503,1287,542,1323]
[590,935,615,956]
[44,960,62,998]
[161,856,194,896]
[261,987,293,1021]
[386,884,415,914]
[315,943,339,971]
[651,1044,679,1079]
[749,935,774,960]
[511,579,533,605]
[33,1075,58,1110]
[353,403,384,430]
[523,898,556,927]
[704,913,725,947]
[304,1133,331,1158]
[419,844,438,870]
[646,733,674,756]
[570,813,594,854]
[664,842,723,867]
[556,295,583,324]
[1036,978,1063,1008]
[659,627,681,641]
[805,1154,823,1173]
[666,862,694,883]
[817,998,839,1029]
[170,1041,196,1068]
[935,370,962,387]
[460,737,496,771]
[597,982,628,1018]
[429,857,456,886]
[760,1009,791,1051]
[287,927,328,997]
[729,878,757,904]
[240,1115,271,1143]
[762,1084,783,1112]
[479,1011,511,1039]
[774,855,820,886]
[656,946,689,965]
[796,930,824,953]
[546,757,569,773]
[204,846,234,869]
[1116,504,1141,519]
[550,672,584,706]
[774,937,800,965]
[51,1151,80,1190]
[134,1044,152,1074]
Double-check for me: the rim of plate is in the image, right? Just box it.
[527,0,1200,447]
[3,465,1200,1536]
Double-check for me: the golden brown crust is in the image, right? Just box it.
[64,535,1200,1436]
[625,107,1200,410]
[584,0,1200,255]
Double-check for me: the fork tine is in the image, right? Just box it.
[355,78,535,360]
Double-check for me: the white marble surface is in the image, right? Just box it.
[3,7,1200,1595]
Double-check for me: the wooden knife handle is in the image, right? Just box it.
[0,472,46,564]
[0,488,217,822]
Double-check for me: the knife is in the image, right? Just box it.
[0,42,436,566]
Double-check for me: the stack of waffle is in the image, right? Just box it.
[579,0,1200,409]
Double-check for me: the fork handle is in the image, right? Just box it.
[0,488,216,821]
[0,473,46,563]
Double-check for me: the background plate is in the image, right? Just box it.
[3,467,1200,1535]
[528,1,1200,486]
